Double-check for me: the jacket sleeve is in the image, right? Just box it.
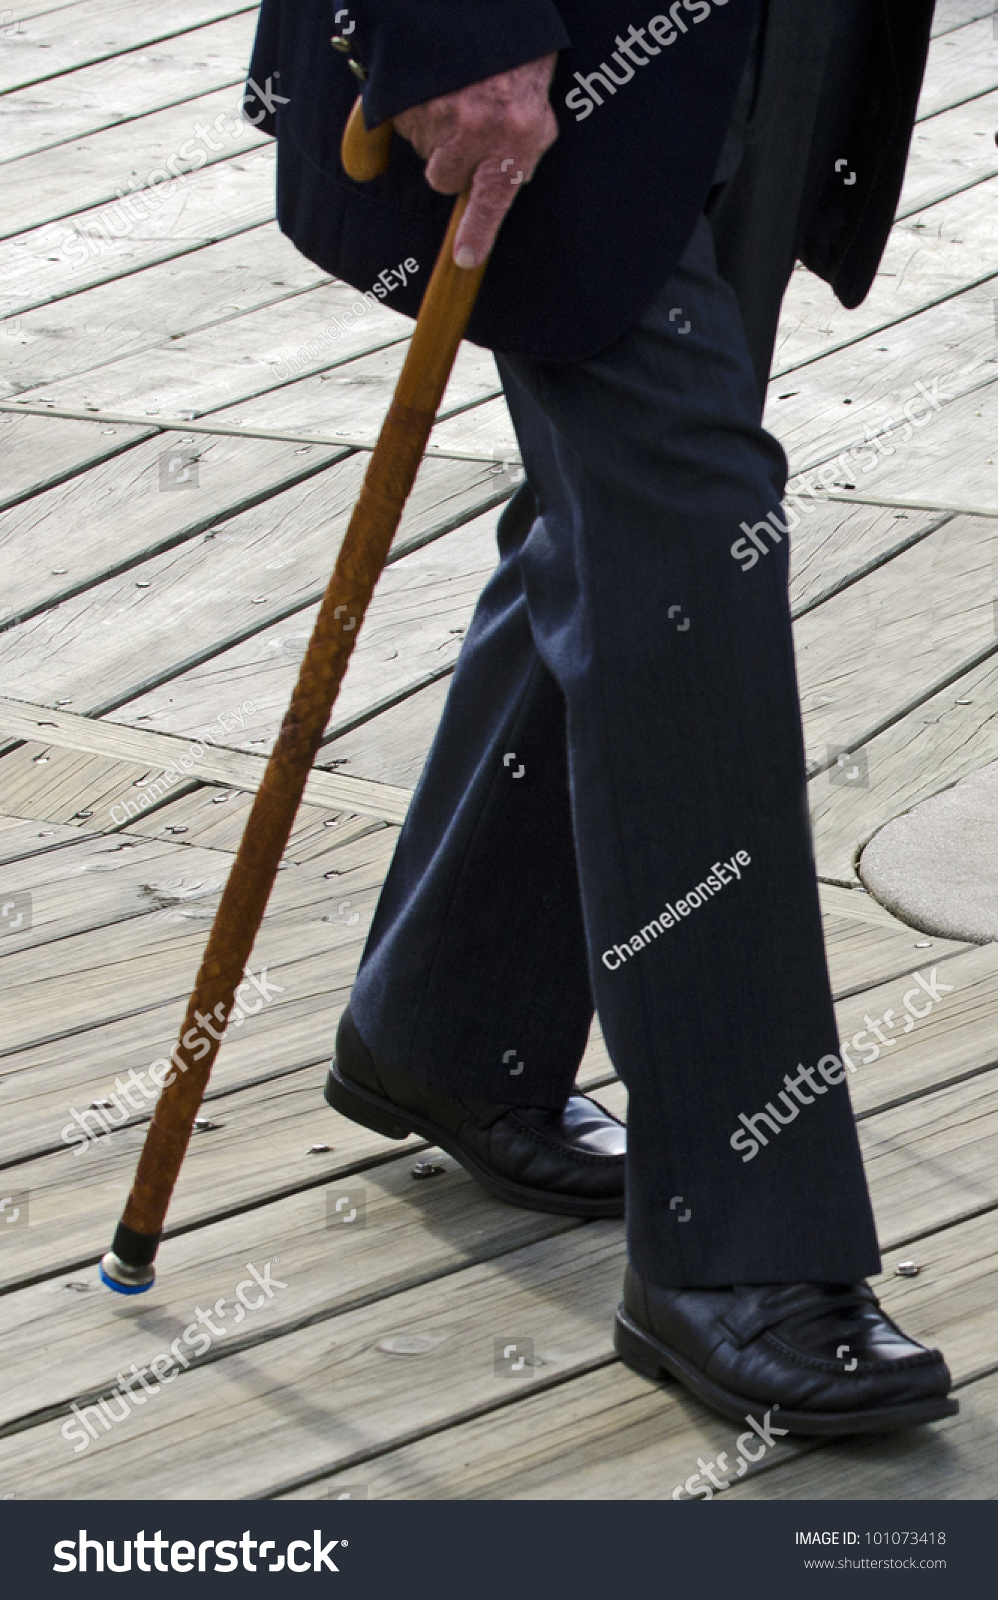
[797,0,934,309]
[348,1,572,126]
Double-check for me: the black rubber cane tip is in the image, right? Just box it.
[112,1220,162,1266]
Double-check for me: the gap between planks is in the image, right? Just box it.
[0,398,503,465]
[0,695,411,823]
[5,403,998,523]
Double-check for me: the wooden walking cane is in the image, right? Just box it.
[100,102,488,1292]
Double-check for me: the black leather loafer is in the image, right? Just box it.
[325,1006,626,1217]
[615,1267,957,1435]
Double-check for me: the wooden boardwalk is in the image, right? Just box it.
[0,0,996,1500]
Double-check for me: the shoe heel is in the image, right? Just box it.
[324,1063,412,1141]
[614,1307,667,1381]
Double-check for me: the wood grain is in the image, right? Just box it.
[795,513,998,761]
[765,285,998,473]
[0,411,153,515]
[0,0,255,94]
[4,94,265,236]
[828,382,998,515]
[788,502,946,617]
[0,704,410,822]
[6,2,95,22]
[0,13,260,162]
[210,339,502,446]
[0,147,274,315]
[932,0,996,36]
[0,225,326,403]
[0,430,349,628]
[917,15,998,119]
[899,89,998,214]
[774,177,998,377]
[23,276,416,417]
[810,651,998,883]
[0,810,88,863]
[0,817,397,1063]
[109,497,501,750]
[285,1213,998,1501]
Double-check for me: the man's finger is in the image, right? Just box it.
[452,160,523,268]
[424,137,481,196]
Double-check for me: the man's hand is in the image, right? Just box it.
[393,54,558,269]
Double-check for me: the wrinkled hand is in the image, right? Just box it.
[393,54,558,269]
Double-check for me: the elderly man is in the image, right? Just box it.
[248,0,955,1435]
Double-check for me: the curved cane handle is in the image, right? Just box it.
[341,97,393,181]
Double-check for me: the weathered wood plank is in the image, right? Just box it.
[0,410,152,516]
[0,1070,422,1293]
[822,381,998,516]
[0,1079,990,1502]
[899,89,998,214]
[0,896,612,1147]
[210,339,502,445]
[0,741,195,828]
[917,16,998,119]
[0,941,366,1165]
[826,941,998,1120]
[0,703,410,823]
[932,0,995,36]
[0,14,259,163]
[773,177,998,378]
[809,650,998,884]
[21,278,417,418]
[817,881,969,1000]
[0,819,396,1061]
[0,811,86,864]
[0,224,326,401]
[726,1370,998,1499]
[0,0,255,94]
[428,395,516,464]
[861,1063,998,1246]
[795,513,998,762]
[0,830,219,949]
[0,146,273,315]
[0,1029,618,1293]
[105,492,502,739]
[788,502,946,617]
[288,1364,784,1501]
[114,782,387,864]
[765,285,997,474]
[0,430,347,629]
[5,2,92,22]
[287,1212,997,1501]
[320,671,453,791]
[0,1216,630,1503]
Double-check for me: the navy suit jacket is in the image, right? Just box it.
[248,0,933,359]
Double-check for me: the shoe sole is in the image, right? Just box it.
[324,1060,625,1219]
[614,1305,959,1436]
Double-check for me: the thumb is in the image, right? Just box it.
[452,160,520,269]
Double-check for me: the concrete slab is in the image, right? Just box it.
[860,758,998,942]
